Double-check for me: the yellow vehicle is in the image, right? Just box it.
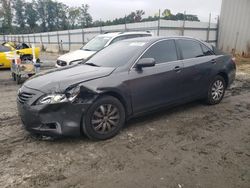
[0,42,40,69]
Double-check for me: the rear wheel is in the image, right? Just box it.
[82,96,125,140]
[206,75,226,105]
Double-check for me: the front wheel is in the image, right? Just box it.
[206,75,226,105]
[82,96,125,140]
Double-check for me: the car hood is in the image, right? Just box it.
[24,65,115,93]
[58,50,96,63]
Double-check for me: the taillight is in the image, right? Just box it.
[231,57,236,69]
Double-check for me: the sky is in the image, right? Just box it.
[58,0,222,23]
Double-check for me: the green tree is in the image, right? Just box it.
[36,0,47,31]
[78,4,92,28]
[46,0,57,31]
[68,7,80,29]
[54,2,68,30]
[1,0,13,33]
[12,0,25,29]
[126,10,145,23]
[162,9,171,17]
[134,10,145,22]
[25,1,38,31]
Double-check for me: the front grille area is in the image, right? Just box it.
[18,92,34,104]
[56,60,67,66]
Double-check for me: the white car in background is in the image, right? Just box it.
[56,31,152,67]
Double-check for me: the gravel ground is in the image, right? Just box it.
[0,55,250,188]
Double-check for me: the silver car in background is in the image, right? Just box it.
[56,31,152,67]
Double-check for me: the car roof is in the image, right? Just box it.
[97,31,152,38]
[121,36,212,48]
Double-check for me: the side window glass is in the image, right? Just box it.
[110,36,126,44]
[201,44,214,56]
[179,40,204,59]
[141,40,178,64]
[110,35,145,44]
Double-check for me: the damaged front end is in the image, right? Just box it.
[17,84,99,137]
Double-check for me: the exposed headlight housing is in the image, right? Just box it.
[37,86,81,105]
[69,59,84,65]
[66,85,81,101]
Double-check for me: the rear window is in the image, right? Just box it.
[0,45,11,52]
[178,39,204,59]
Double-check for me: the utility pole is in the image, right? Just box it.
[206,13,211,42]
[125,15,127,32]
[182,11,186,36]
[157,9,161,36]
[100,19,102,34]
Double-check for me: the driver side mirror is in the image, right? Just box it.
[136,58,156,69]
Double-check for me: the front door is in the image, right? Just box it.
[127,39,184,114]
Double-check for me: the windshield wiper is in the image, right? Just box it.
[82,48,92,51]
[85,62,100,67]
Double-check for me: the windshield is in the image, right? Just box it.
[81,36,111,51]
[85,41,147,68]
[0,45,11,52]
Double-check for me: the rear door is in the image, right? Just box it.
[176,39,216,98]
[128,39,184,114]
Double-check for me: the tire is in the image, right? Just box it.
[206,75,226,105]
[82,96,125,140]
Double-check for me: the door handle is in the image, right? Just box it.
[211,59,216,64]
[174,66,181,72]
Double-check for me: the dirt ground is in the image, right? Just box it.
[0,57,250,188]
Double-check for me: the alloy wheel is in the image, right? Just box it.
[211,80,224,101]
[91,104,120,134]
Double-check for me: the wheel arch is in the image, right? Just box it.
[217,72,229,88]
[100,91,131,118]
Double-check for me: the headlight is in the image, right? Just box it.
[37,86,81,105]
[38,94,67,105]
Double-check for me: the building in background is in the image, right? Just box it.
[218,0,250,56]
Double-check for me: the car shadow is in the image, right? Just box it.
[124,100,202,130]
[37,100,203,143]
